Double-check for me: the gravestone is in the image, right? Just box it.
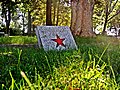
[35,26,77,51]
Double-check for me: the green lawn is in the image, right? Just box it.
[0,36,37,44]
[0,36,120,90]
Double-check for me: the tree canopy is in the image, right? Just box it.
[0,0,119,36]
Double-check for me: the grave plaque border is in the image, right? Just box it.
[35,26,77,51]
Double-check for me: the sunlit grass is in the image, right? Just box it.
[0,36,37,44]
[0,35,120,89]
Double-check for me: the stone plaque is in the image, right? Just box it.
[35,26,77,51]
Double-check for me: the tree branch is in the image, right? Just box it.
[108,10,120,21]
[108,0,118,15]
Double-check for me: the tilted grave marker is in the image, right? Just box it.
[35,26,77,51]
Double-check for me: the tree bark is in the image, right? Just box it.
[3,0,11,35]
[53,0,57,25]
[102,4,108,34]
[102,0,109,34]
[102,0,119,34]
[7,7,11,35]
[71,0,95,37]
[22,13,25,35]
[46,0,52,25]
[28,9,32,36]
[56,0,60,26]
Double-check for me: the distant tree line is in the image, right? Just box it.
[0,0,120,36]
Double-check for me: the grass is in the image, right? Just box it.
[0,35,120,89]
[0,36,37,44]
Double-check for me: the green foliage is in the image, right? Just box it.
[32,0,71,26]
[0,0,119,35]
[19,59,119,89]
[31,0,46,25]
[93,0,105,28]
[0,36,37,44]
[57,1,71,26]
[10,28,22,36]
[93,0,120,32]
[0,36,120,89]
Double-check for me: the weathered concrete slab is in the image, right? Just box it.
[35,26,77,51]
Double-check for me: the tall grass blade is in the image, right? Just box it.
[17,49,22,70]
[45,56,52,72]
[97,43,110,65]
[20,71,34,90]
[9,71,15,90]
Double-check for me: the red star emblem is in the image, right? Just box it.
[51,34,65,48]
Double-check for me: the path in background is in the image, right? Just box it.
[0,44,38,48]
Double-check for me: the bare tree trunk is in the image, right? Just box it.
[102,10,108,34]
[32,17,36,35]
[7,7,11,36]
[71,0,78,33]
[22,13,25,35]
[4,12,8,34]
[3,0,11,35]
[28,9,31,36]
[46,0,52,25]
[102,0,119,34]
[71,0,95,37]
[56,0,60,26]
[102,1,109,34]
[53,0,57,25]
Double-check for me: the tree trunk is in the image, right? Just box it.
[53,0,57,25]
[56,0,60,26]
[7,7,11,36]
[4,0,11,35]
[102,1,109,35]
[102,0,119,35]
[22,13,25,35]
[46,0,52,25]
[4,12,8,34]
[32,17,36,35]
[28,9,31,36]
[71,0,95,37]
